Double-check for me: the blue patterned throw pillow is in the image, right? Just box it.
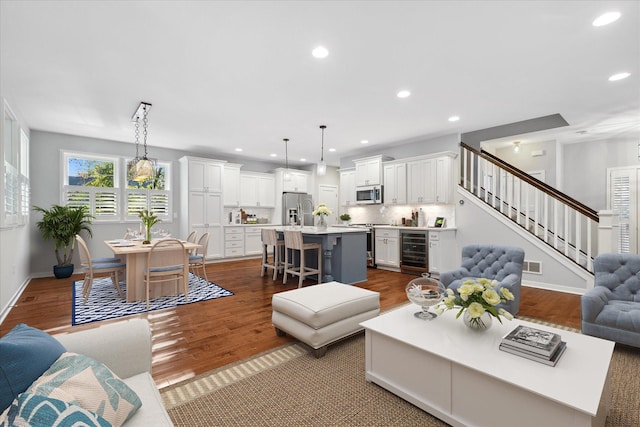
[0,324,66,412]
[25,353,141,427]
[0,393,112,427]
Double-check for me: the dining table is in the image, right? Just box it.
[104,239,201,302]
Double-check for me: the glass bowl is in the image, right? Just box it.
[405,274,445,320]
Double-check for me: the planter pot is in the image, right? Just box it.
[53,264,74,279]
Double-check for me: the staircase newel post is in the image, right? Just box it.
[597,210,617,255]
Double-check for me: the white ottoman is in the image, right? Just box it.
[272,281,380,357]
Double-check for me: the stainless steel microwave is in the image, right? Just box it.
[356,185,383,205]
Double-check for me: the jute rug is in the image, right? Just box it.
[72,273,233,325]
[161,323,640,426]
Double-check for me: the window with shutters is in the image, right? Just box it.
[62,152,120,221]
[608,167,639,253]
[62,151,172,223]
[125,161,171,221]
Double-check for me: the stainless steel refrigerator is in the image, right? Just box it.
[282,192,314,226]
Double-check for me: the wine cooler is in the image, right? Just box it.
[400,231,429,275]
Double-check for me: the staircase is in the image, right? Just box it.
[459,143,599,274]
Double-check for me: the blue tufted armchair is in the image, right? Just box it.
[581,253,640,348]
[439,244,525,315]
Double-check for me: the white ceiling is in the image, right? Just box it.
[1,1,638,167]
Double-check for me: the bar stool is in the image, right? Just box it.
[283,230,322,288]
[260,228,285,280]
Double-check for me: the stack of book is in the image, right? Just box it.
[499,325,567,366]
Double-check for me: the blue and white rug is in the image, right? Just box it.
[72,273,234,325]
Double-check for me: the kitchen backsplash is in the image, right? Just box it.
[343,204,455,227]
[224,207,274,224]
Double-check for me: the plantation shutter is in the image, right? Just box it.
[609,167,638,253]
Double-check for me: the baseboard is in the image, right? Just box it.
[0,275,32,326]
[522,282,586,296]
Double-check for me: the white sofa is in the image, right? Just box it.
[54,319,173,426]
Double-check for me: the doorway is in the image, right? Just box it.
[318,185,339,225]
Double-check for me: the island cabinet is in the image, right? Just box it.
[354,155,392,187]
[223,163,242,207]
[383,162,407,205]
[339,169,356,206]
[239,172,275,207]
[244,227,263,255]
[180,156,225,259]
[375,227,400,270]
[406,153,456,204]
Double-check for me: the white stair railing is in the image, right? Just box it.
[460,143,599,273]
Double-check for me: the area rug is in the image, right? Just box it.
[72,273,234,325]
[161,326,640,426]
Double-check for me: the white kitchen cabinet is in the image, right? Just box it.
[435,156,453,203]
[187,157,223,193]
[244,227,263,256]
[355,156,390,187]
[223,163,241,207]
[375,228,400,269]
[428,229,457,275]
[339,169,356,206]
[240,172,275,207]
[383,162,407,205]
[407,154,456,204]
[282,170,309,193]
[407,158,436,204]
[224,226,244,257]
[180,156,226,259]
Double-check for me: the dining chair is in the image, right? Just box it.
[189,232,209,283]
[76,234,121,265]
[144,238,188,309]
[261,228,284,281]
[283,230,322,288]
[75,235,126,304]
[186,230,198,255]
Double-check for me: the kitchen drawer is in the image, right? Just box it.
[375,228,399,238]
[225,247,244,257]
[429,231,439,241]
[225,240,244,249]
[225,233,243,242]
[244,228,262,235]
[225,227,244,234]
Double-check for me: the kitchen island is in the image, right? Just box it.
[273,226,368,284]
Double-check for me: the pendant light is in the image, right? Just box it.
[283,138,291,181]
[317,125,327,176]
[130,102,155,183]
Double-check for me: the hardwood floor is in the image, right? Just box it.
[0,258,581,389]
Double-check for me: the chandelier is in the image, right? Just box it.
[317,125,327,176]
[128,102,155,183]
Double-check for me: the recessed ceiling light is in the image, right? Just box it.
[360,140,369,144]
[328,148,336,152]
[234,148,243,152]
[397,90,411,98]
[448,116,460,122]
[300,158,307,162]
[609,72,630,81]
[312,46,329,59]
[593,11,621,27]
[270,153,277,157]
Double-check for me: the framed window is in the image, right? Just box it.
[62,152,120,221]
[125,160,171,221]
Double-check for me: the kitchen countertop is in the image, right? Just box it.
[224,223,278,227]
[374,225,456,231]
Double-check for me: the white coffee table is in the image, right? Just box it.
[360,304,614,427]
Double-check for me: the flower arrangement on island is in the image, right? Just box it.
[138,209,161,244]
[312,203,332,216]
[435,278,515,327]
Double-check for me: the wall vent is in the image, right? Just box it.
[523,260,542,274]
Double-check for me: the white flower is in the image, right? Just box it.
[482,289,501,306]
[466,302,485,318]
[498,308,514,320]
[312,203,332,216]
[500,287,515,301]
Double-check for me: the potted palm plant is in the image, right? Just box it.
[33,204,94,279]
